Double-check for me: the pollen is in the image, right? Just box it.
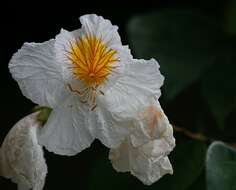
[67,35,119,87]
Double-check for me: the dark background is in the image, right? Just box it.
[0,0,235,189]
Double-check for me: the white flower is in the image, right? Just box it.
[0,113,47,190]
[9,14,164,156]
[109,100,175,185]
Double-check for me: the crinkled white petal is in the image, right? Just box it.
[0,113,47,190]
[9,39,67,108]
[38,95,95,156]
[130,99,175,147]
[93,58,164,148]
[129,147,173,186]
[109,136,174,185]
[79,14,121,47]
[92,105,133,149]
[109,100,175,185]
[99,58,164,118]
[54,28,81,84]
[124,58,164,99]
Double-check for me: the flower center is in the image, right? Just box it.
[66,35,119,110]
[68,35,119,87]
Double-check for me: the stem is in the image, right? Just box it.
[32,106,52,125]
[173,125,212,143]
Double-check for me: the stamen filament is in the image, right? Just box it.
[66,35,120,110]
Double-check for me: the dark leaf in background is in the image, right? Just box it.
[206,141,236,190]
[187,170,206,190]
[201,62,236,129]
[88,140,207,190]
[127,10,222,101]
[149,140,207,190]
[127,7,236,131]
[200,0,236,129]
[225,0,236,35]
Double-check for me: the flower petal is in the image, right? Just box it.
[54,28,80,82]
[98,58,163,131]
[108,139,130,173]
[0,113,47,190]
[109,99,175,185]
[109,138,174,185]
[123,58,164,99]
[131,100,175,147]
[131,154,173,185]
[95,59,164,148]
[79,14,121,46]
[38,95,94,156]
[93,105,133,148]
[9,40,67,107]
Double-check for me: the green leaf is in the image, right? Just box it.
[127,10,222,100]
[88,140,206,190]
[206,141,236,190]
[187,170,206,190]
[201,62,236,129]
[225,0,236,35]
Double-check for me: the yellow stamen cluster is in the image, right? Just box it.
[68,36,119,87]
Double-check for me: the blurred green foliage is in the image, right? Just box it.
[225,0,236,35]
[201,63,236,129]
[127,10,220,101]
[206,142,236,190]
[127,9,236,130]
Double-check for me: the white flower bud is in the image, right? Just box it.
[0,112,47,190]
